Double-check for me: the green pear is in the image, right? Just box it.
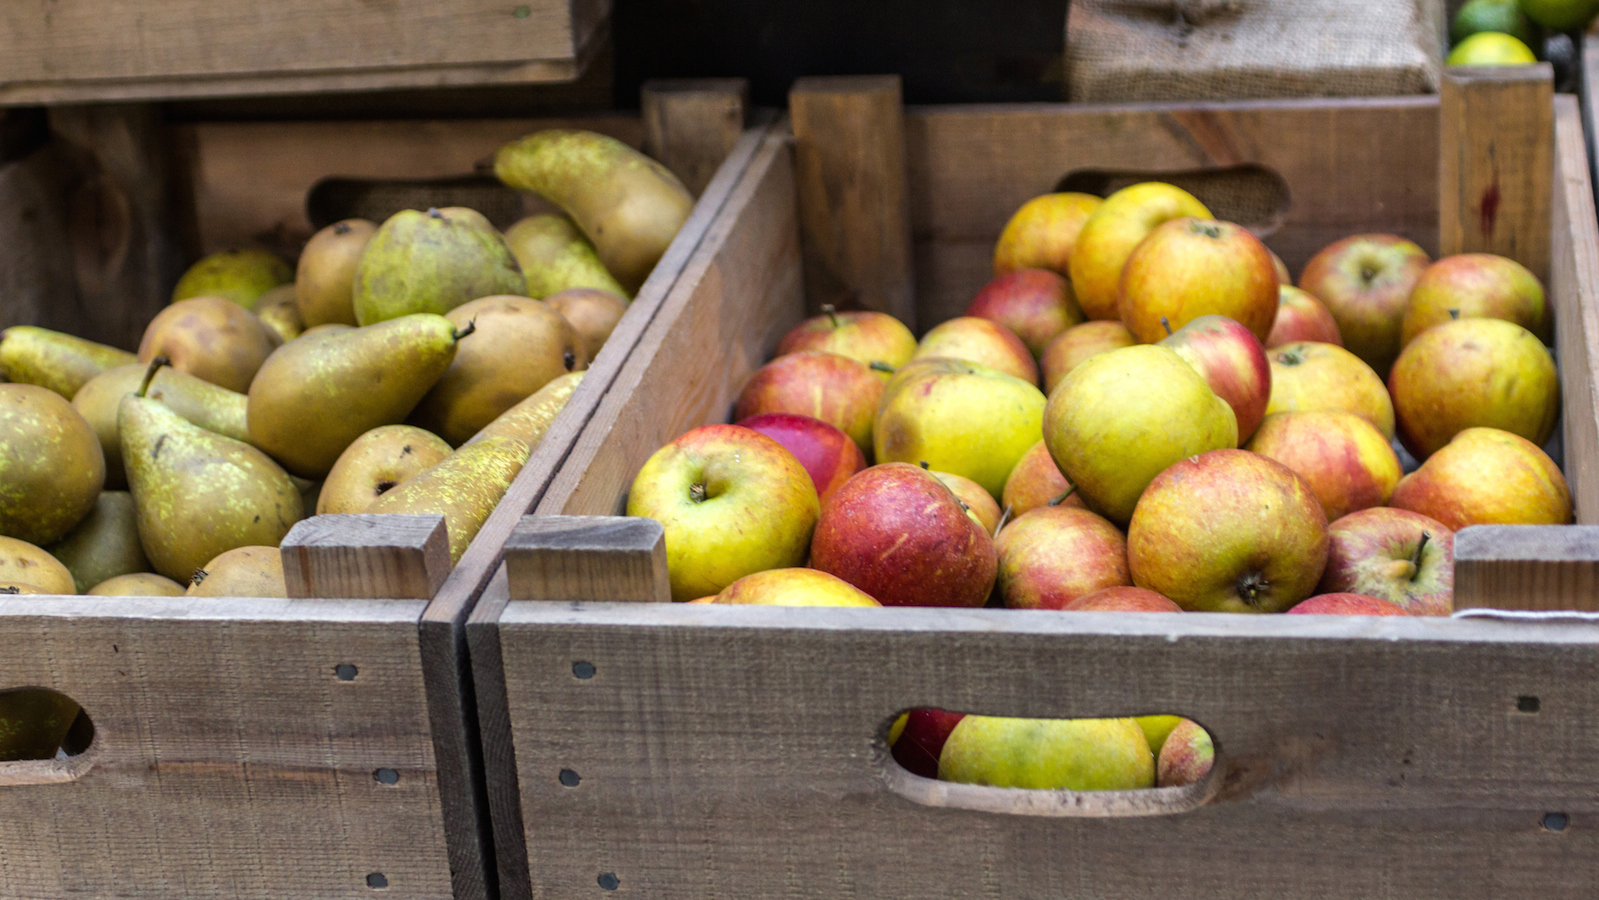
[297,219,376,327]
[121,363,304,582]
[247,314,465,477]
[46,491,149,593]
[187,545,286,597]
[350,208,525,326]
[89,572,186,596]
[171,248,293,307]
[496,130,694,293]
[367,436,529,563]
[504,214,630,299]
[73,363,251,490]
[0,326,136,399]
[0,689,82,761]
[0,384,105,546]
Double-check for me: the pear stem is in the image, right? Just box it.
[689,482,707,503]
[821,303,841,328]
[1048,484,1077,506]
[453,319,477,342]
[1160,316,1172,336]
[1409,531,1431,580]
[136,356,169,398]
[869,361,897,374]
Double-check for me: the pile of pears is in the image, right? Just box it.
[0,127,693,601]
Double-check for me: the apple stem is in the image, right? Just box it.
[1048,484,1077,506]
[994,504,1013,537]
[1448,308,1460,321]
[1160,316,1172,336]
[869,361,897,374]
[919,461,930,469]
[821,303,841,329]
[1409,531,1431,579]
[136,356,169,398]
[452,319,477,342]
[689,482,707,503]
[1236,571,1271,608]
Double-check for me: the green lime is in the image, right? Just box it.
[1447,31,1539,65]
[1520,0,1599,31]
[1453,0,1534,44]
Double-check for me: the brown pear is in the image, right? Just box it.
[46,491,149,593]
[319,425,453,514]
[73,363,250,490]
[0,535,74,594]
[89,572,186,596]
[467,370,583,448]
[137,297,276,393]
[0,326,136,399]
[297,219,376,327]
[368,436,530,563]
[544,288,628,361]
[253,284,304,344]
[187,546,287,597]
[0,384,104,546]
[297,324,355,340]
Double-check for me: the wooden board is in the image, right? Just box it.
[1549,93,1599,527]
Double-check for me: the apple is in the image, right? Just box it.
[1388,317,1559,459]
[810,462,998,607]
[1127,449,1328,612]
[1064,586,1182,613]
[1041,320,1137,395]
[735,412,866,504]
[1118,217,1279,344]
[775,305,917,375]
[1244,411,1401,521]
[1069,182,1212,321]
[1045,344,1236,526]
[1401,253,1550,347]
[928,467,1004,534]
[1158,313,1272,442]
[1136,715,1184,757]
[1318,507,1454,615]
[993,192,1102,277]
[1388,427,1572,529]
[1156,719,1214,788]
[712,568,880,606]
[939,715,1155,790]
[1297,233,1430,376]
[734,350,884,454]
[966,269,1085,358]
[1266,285,1343,348]
[1287,593,1410,615]
[911,316,1038,385]
[875,358,1046,500]
[1266,341,1395,439]
[1269,249,1292,285]
[1001,439,1081,519]
[994,506,1130,610]
[890,708,967,779]
[627,424,820,602]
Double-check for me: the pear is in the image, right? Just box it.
[248,313,465,477]
[409,296,586,445]
[350,208,525,326]
[46,491,148,593]
[138,296,277,393]
[504,214,630,299]
[187,546,286,597]
[544,288,629,361]
[0,535,75,594]
[89,572,186,596]
[121,362,304,582]
[495,130,694,293]
[297,219,376,327]
[368,436,530,563]
[297,323,355,340]
[253,284,304,344]
[74,363,251,490]
[319,425,452,514]
[0,326,136,399]
[467,370,583,448]
[171,248,292,307]
[0,384,104,546]
[0,689,82,761]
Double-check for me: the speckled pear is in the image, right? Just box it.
[367,436,529,563]
[350,208,526,326]
[503,214,630,299]
[0,326,135,399]
[73,362,251,490]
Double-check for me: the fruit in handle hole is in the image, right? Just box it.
[1389,317,1558,459]
[74,363,251,490]
[1297,234,1429,377]
[544,288,629,362]
[993,192,1102,277]
[467,370,584,448]
[1446,31,1538,65]
[1269,249,1292,285]
[0,384,104,547]
[1136,715,1184,757]
[1044,345,1236,526]
[318,425,453,515]
[296,219,376,327]
[890,708,967,780]
[89,572,185,596]
[1070,183,1212,321]
[1451,0,1534,45]
[1319,508,1454,616]
[46,491,148,594]
[966,269,1085,359]
[368,436,530,564]
[138,296,277,394]
[253,284,304,344]
[1001,440,1081,519]
[775,306,917,376]
[995,506,1130,610]
[711,568,880,607]
[929,468,1004,534]
[171,248,292,308]
[1245,411,1401,521]
[1265,342,1395,439]
[1041,321,1137,395]
[911,316,1039,385]
[1158,314,1272,443]
[0,326,135,400]
[1288,593,1411,616]
[0,535,75,595]
[939,716,1155,791]
[1520,0,1599,31]
[1266,286,1343,348]
[1118,218,1279,344]
[1064,586,1182,613]
[875,358,1046,500]
[187,546,286,598]
[0,689,83,762]
[735,413,866,505]
[1156,719,1214,788]
[504,213,631,300]
[351,207,526,325]
[1128,449,1328,613]
[628,425,819,603]
[1388,427,1571,529]
[1401,254,1550,347]
[735,351,884,455]
[810,463,996,608]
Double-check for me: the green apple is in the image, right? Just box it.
[938,715,1155,790]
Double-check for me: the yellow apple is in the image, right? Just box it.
[1041,320,1137,395]
[911,316,1038,385]
[1068,183,1212,321]
[938,715,1155,790]
[1388,427,1571,529]
[712,568,880,606]
[1400,253,1549,347]
[1266,341,1395,439]
[993,192,1103,277]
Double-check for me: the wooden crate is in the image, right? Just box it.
[466,70,1599,898]
[0,82,773,900]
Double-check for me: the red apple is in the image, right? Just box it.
[735,413,866,504]
[1266,285,1343,348]
[1244,411,1401,521]
[1118,218,1279,344]
[1318,507,1454,615]
[1389,427,1572,529]
[890,708,967,779]
[1158,313,1272,442]
[734,350,884,454]
[811,462,998,607]
[775,306,917,374]
[911,316,1039,385]
[1127,449,1328,613]
[1157,719,1214,788]
[1041,321,1137,395]
[1298,234,1430,377]
[1401,253,1550,347]
[1070,182,1212,321]
[966,269,1085,358]
[1287,593,1410,615]
[994,506,1130,610]
[1064,586,1182,612]
[1001,440,1082,520]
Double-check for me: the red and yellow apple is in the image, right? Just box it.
[1286,593,1410,616]
[1401,253,1550,347]
[734,412,866,504]
[712,568,881,606]
[890,708,967,779]
[1297,233,1430,376]
[911,316,1039,385]
[1001,440,1080,519]
[1318,507,1454,615]
[1156,719,1214,788]
[1389,427,1572,529]
[930,467,1004,534]
[966,269,1084,358]
[993,192,1102,277]
[994,506,1129,610]
[1266,285,1343,348]
[1041,320,1137,395]
[1118,218,1279,344]
[1064,586,1182,613]
[1069,182,1212,321]
[734,350,884,454]
[1159,313,1272,442]
[939,715,1155,790]
[775,306,917,374]
[1266,341,1395,439]
[1244,411,1401,521]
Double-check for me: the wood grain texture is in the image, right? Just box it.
[505,516,669,602]
[1439,65,1554,283]
[0,145,80,344]
[1550,93,1599,527]
[281,514,450,601]
[464,568,529,900]
[642,78,750,196]
[790,75,917,327]
[1456,525,1599,611]
[1583,25,1599,193]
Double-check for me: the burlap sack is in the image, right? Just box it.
[1067,0,1446,102]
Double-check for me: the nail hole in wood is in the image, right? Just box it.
[374,768,400,785]
[572,661,596,679]
[1545,813,1569,831]
[598,872,620,890]
[335,664,359,681]
[366,872,389,889]
[1518,695,1541,713]
[559,768,581,787]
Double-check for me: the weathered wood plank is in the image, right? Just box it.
[281,514,450,601]
[1550,93,1599,528]
[642,78,749,196]
[1456,525,1599,612]
[504,515,668,603]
